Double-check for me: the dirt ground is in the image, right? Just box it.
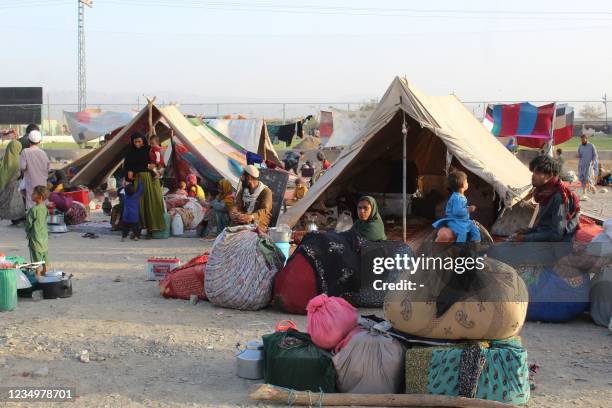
[0,218,611,408]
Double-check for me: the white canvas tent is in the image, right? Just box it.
[71,104,242,189]
[323,107,373,147]
[205,118,281,164]
[279,76,533,228]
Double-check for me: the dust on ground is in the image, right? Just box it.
[0,221,610,408]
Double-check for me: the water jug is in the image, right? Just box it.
[236,340,264,379]
[0,268,18,312]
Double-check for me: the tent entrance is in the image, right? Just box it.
[315,111,499,236]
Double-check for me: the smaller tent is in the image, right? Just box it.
[204,118,280,164]
[71,104,243,189]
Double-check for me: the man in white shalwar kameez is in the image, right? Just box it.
[19,130,50,209]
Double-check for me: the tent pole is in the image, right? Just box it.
[545,102,557,157]
[402,111,408,243]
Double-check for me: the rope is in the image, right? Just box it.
[286,388,297,406]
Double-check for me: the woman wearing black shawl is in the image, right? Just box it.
[124,132,165,235]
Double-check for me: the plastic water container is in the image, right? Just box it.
[152,213,171,239]
[0,268,18,312]
[274,242,291,265]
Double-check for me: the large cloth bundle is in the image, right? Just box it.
[306,294,358,350]
[262,329,336,393]
[159,254,208,300]
[590,265,612,327]
[521,266,590,322]
[489,242,593,323]
[333,330,405,394]
[346,241,412,308]
[205,227,284,310]
[272,252,318,315]
[405,338,530,405]
[384,252,528,340]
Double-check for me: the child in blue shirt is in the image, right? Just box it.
[432,171,481,242]
[121,182,144,241]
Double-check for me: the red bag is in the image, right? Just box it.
[272,253,318,315]
[159,254,209,300]
[575,215,604,244]
[306,294,358,350]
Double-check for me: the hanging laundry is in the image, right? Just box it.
[246,151,263,166]
[296,120,304,138]
[268,123,296,146]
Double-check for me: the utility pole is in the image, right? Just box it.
[604,93,608,133]
[78,0,93,112]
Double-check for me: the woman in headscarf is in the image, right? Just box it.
[351,196,387,241]
[0,130,26,222]
[123,132,165,236]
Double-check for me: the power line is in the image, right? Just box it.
[103,0,612,17]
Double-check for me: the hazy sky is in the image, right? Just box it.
[2,0,612,104]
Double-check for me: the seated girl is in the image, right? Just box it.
[432,171,480,242]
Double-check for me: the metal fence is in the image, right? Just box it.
[0,98,610,137]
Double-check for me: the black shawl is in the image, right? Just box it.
[124,133,150,175]
[296,229,363,296]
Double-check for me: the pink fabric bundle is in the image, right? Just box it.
[306,294,358,350]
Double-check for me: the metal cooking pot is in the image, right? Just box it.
[236,340,264,380]
[39,272,73,299]
[47,214,64,225]
[268,228,291,243]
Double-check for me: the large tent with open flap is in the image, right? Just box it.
[278,76,533,229]
[71,104,243,189]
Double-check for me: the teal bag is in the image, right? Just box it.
[406,338,530,405]
[263,329,336,393]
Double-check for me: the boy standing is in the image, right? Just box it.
[121,182,144,241]
[25,185,49,276]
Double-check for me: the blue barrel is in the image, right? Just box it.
[274,242,291,266]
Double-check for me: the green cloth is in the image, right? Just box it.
[0,139,22,190]
[350,195,387,241]
[135,172,165,233]
[25,203,48,262]
[263,329,336,393]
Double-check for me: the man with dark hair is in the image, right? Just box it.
[577,134,598,199]
[510,155,579,242]
[19,123,40,149]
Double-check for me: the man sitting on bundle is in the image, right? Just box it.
[510,155,580,243]
[231,165,273,230]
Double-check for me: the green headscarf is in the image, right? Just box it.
[0,139,22,190]
[351,195,387,241]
